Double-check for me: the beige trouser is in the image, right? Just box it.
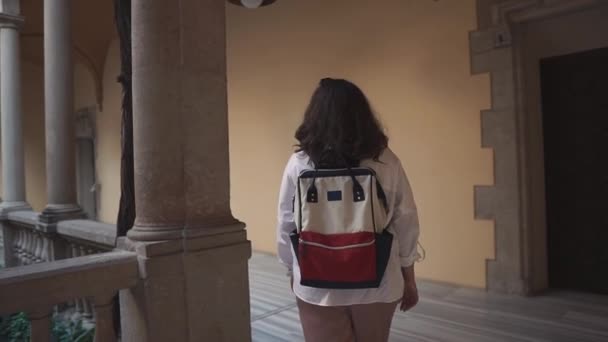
[296,298,399,342]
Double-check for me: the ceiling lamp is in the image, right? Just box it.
[228,0,277,9]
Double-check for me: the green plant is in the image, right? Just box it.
[0,313,95,342]
[52,318,94,342]
[0,312,31,342]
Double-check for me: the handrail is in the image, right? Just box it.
[57,219,118,249]
[0,250,137,342]
[0,250,137,315]
[2,211,119,268]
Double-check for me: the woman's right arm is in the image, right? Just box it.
[391,159,421,270]
[277,156,297,277]
[390,158,421,311]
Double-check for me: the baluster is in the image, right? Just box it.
[41,236,50,262]
[70,244,84,314]
[88,249,97,320]
[67,242,74,259]
[93,294,118,342]
[34,233,43,263]
[17,230,25,264]
[30,233,38,263]
[24,231,33,264]
[18,230,26,265]
[80,246,93,320]
[83,298,94,321]
[65,243,78,310]
[19,230,28,264]
[12,229,19,255]
[46,235,56,262]
[13,229,23,264]
[27,231,35,264]
[38,233,46,263]
[25,231,32,263]
[28,231,36,264]
[29,309,52,342]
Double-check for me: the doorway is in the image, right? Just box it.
[540,47,608,294]
[75,108,98,220]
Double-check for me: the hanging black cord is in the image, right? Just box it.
[113,0,133,337]
[115,0,134,238]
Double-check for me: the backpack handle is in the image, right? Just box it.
[305,167,366,204]
[307,152,365,203]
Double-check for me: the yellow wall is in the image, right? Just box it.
[15,0,495,288]
[75,63,97,110]
[96,39,122,224]
[227,0,494,287]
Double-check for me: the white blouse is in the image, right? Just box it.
[276,148,421,306]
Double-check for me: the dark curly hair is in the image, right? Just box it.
[295,78,388,168]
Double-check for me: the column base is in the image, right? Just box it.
[0,201,32,219]
[126,223,184,242]
[119,228,252,342]
[127,218,245,242]
[38,204,85,233]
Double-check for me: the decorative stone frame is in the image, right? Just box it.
[471,0,606,294]
[75,107,99,220]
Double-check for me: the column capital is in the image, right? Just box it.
[0,13,23,29]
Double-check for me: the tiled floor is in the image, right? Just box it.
[250,253,608,342]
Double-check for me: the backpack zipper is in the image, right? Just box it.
[299,239,376,250]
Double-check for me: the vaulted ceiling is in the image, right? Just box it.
[19,0,116,107]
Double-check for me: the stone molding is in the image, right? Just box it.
[472,0,605,294]
[0,12,23,29]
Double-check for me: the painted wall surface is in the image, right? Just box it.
[22,61,46,212]
[96,39,122,224]
[74,64,97,111]
[226,0,494,287]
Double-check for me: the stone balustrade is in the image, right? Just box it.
[1,211,120,325]
[0,250,137,342]
[2,211,46,266]
[2,212,117,269]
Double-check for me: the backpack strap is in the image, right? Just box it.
[376,179,388,212]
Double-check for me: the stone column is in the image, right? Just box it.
[120,1,251,341]
[39,0,82,225]
[0,0,32,268]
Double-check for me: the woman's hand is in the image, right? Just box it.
[400,280,419,311]
[400,266,419,311]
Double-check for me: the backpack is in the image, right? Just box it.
[290,166,393,289]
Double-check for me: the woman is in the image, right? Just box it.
[277,78,420,342]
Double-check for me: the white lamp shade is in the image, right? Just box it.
[227,0,277,8]
[241,0,264,8]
